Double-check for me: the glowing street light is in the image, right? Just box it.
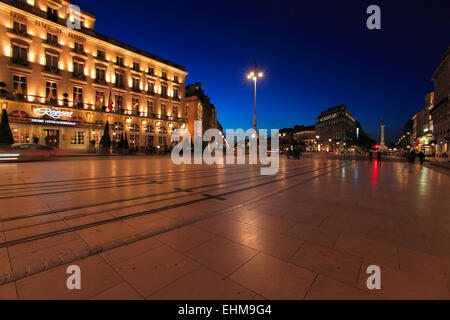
[247,61,264,133]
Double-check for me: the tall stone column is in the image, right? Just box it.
[380,118,388,151]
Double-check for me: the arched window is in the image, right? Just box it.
[145,125,154,134]
[113,122,124,131]
[159,127,167,135]
[95,120,105,127]
[129,123,140,133]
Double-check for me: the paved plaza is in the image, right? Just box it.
[0,155,449,300]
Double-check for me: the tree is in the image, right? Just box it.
[123,132,130,150]
[99,121,111,148]
[0,109,14,147]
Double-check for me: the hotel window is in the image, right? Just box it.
[74,42,85,54]
[73,87,83,107]
[130,135,140,150]
[13,21,27,35]
[159,127,167,135]
[132,62,140,71]
[116,95,124,110]
[113,122,124,143]
[45,53,59,73]
[116,56,124,67]
[159,136,167,145]
[13,75,27,98]
[45,81,58,105]
[161,84,168,97]
[173,106,178,118]
[73,60,85,79]
[46,33,58,46]
[97,50,106,61]
[71,132,85,145]
[132,98,140,114]
[95,91,105,107]
[148,67,154,75]
[47,7,58,22]
[147,101,154,114]
[161,71,167,80]
[132,78,140,92]
[147,81,155,94]
[174,76,179,83]
[173,88,179,99]
[11,44,28,65]
[95,67,106,83]
[129,123,140,133]
[115,71,125,88]
[161,104,167,116]
[145,125,155,134]
[185,105,189,115]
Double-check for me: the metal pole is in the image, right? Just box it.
[253,61,257,133]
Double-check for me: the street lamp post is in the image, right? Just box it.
[247,62,263,133]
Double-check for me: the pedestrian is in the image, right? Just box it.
[377,151,382,166]
[419,151,425,165]
[408,150,416,172]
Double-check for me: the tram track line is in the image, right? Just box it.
[0,162,306,197]
[0,165,277,200]
[1,161,304,189]
[1,164,321,231]
[0,162,347,248]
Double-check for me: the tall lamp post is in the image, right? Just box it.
[247,62,263,134]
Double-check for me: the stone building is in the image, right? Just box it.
[431,46,450,156]
[185,82,222,142]
[0,0,188,151]
[315,105,357,151]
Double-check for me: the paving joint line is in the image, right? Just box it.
[0,162,348,286]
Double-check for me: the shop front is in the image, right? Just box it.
[3,101,89,152]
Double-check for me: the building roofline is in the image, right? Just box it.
[432,46,450,81]
[0,0,186,72]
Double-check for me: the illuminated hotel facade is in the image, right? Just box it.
[0,0,188,151]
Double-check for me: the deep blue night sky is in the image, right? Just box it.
[82,0,450,143]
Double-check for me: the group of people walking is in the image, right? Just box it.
[286,146,302,160]
[408,150,426,165]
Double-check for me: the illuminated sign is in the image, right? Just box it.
[34,107,73,119]
[32,119,76,126]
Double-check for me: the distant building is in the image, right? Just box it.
[412,92,434,154]
[315,105,357,151]
[185,83,221,142]
[431,47,450,156]
[293,130,317,151]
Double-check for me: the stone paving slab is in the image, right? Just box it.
[0,159,449,300]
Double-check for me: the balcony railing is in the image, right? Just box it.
[44,39,60,48]
[72,72,86,81]
[72,48,87,56]
[44,65,61,75]
[94,78,107,85]
[131,87,141,93]
[8,28,32,39]
[173,96,181,102]
[115,82,126,89]
[11,57,29,67]
[1,93,188,123]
